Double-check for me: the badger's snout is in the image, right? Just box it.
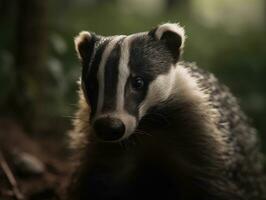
[93,117,125,141]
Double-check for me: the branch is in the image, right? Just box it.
[0,151,24,200]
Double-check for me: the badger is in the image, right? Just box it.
[68,23,266,200]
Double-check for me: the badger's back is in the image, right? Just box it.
[180,62,266,199]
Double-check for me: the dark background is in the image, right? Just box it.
[0,0,265,199]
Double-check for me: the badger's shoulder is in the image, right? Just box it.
[179,61,266,197]
[181,62,254,137]
[180,61,258,149]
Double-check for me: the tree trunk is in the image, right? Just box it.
[12,0,49,133]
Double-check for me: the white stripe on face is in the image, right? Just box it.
[116,35,135,112]
[113,34,140,139]
[96,36,124,117]
[139,65,177,118]
[94,34,142,141]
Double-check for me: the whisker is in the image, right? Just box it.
[135,130,152,137]
[62,115,90,123]
[149,112,170,125]
[119,141,126,151]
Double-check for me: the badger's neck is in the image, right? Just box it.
[140,63,210,116]
[137,63,229,171]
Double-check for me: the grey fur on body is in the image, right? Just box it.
[68,24,266,200]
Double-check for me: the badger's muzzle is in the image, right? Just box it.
[93,117,125,141]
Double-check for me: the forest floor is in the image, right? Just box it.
[0,119,74,200]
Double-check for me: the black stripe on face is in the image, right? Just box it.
[125,34,173,117]
[102,39,123,112]
[82,40,110,117]
[124,76,149,119]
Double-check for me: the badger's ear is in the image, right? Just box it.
[149,23,186,62]
[74,31,97,63]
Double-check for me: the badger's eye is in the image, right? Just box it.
[132,76,145,90]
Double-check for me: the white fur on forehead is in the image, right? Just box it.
[155,23,186,48]
[74,31,92,57]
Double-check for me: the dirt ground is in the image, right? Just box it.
[0,119,74,200]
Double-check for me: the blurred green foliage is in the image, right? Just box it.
[0,0,265,149]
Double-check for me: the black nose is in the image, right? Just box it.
[93,117,125,141]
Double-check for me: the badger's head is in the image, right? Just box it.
[75,23,185,142]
